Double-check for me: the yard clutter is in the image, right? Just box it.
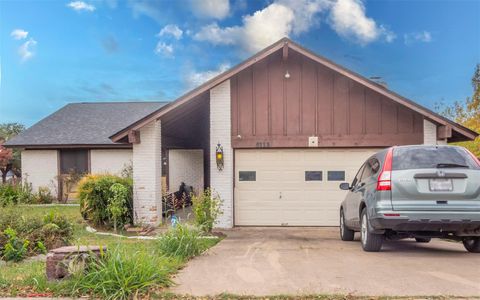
[45,245,106,280]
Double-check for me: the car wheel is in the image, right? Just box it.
[340,209,355,241]
[463,237,480,253]
[360,208,383,252]
[415,237,431,243]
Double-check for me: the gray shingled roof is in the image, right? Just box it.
[5,102,167,147]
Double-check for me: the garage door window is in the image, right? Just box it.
[305,171,322,181]
[239,171,256,181]
[328,171,345,181]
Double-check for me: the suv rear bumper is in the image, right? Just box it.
[371,211,480,232]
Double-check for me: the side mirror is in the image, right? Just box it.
[339,182,351,190]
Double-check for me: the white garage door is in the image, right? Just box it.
[234,149,380,226]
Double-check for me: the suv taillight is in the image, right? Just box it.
[377,148,393,191]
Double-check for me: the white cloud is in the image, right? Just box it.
[158,24,183,40]
[10,29,28,40]
[194,3,297,53]
[404,31,432,45]
[18,38,37,62]
[329,0,394,45]
[193,0,396,52]
[186,63,231,88]
[67,1,96,12]
[190,0,230,20]
[277,0,330,35]
[193,23,241,46]
[242,3,296,53]
[154,42,174,57]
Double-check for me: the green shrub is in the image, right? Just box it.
[0,208,73,260]
[77,174,133,229]
[0,182,33,206]
[68,247,173,300]
[191,188,223,233]
[156,224,211,260]
[32,186,55,204]
[108,183,129,232]
[2,227,29,262]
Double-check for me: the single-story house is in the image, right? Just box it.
[6,38,478,228]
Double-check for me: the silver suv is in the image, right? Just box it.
[339,145,480,252]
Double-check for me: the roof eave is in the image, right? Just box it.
[3,143,133,149]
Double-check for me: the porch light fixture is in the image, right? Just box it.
[284,70,290,79]
[216,143,224,171]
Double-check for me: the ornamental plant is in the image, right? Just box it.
[108,183,129,232]
[191,188,223,233]
[78,174,133,229]
[2,227,29,262]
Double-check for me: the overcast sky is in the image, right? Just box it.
[1,0,479,126]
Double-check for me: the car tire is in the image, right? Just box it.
[360,208,383,252]
[463,237,480,253]
[340,209,355,241]
[415,237,431,243]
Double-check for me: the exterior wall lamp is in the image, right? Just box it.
[216,143,224,171]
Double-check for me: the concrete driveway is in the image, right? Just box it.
[172,227,480,297]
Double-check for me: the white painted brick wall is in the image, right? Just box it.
[132,120,162,225]
[21,150,58,195]
[90,149,132,175]
[168,149,203,195]
[210,80,234,228]
[423,119,446,145]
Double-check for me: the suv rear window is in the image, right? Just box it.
[392,146,479,170]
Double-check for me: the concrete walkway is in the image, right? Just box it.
[172,227,480,297]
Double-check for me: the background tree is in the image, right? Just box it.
[436,64,480,157]
[0,123,26,182]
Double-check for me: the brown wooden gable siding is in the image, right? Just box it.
[231,49,424,148]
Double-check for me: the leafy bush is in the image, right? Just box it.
[68,247,173,300]
[191,188,223,233]
[32,186,55,204]
[0,181,33,206]
[0,208,73,261]
[108,183,129,232]
[156,224,212,260]
[77,174,133,229]
[2,227,29,262]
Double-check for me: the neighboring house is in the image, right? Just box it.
[6,38,478,227]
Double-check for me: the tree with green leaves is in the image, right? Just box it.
[0,123,26,183]
[436,64,480,157]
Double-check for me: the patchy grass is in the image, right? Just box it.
[148,294,476,300]
[0,205,221,298]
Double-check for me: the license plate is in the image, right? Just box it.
[429,178,453,191]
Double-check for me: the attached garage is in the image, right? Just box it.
[234,149,379,226]
[101,38,477,227]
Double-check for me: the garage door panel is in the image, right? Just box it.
[234,148,379,226]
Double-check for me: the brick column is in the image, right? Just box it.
[210,80,234,228]
[423,119,446,145]
[132,120,162,225]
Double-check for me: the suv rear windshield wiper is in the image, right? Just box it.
[436,163,469,168]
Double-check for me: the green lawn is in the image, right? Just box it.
[0,205,219,298]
